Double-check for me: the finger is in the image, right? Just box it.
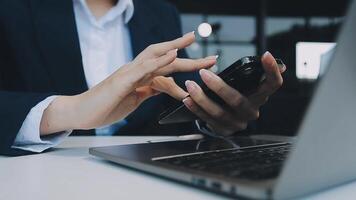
[259,51,284,96]
[248,52,284,106]
[182,97,229,133]
[155,55,217,76]
[135,31,195,62]
[151,76,188,100]
[127,49,177,87]
[279,64,287,73]
[199,69,259,120]
[183,97,246,136]
[183,97,211,120]
[248,94,269,107]
[185,80,254,123]
[185,80,227,119]
[135,86,160,102]
[139,49,178,76]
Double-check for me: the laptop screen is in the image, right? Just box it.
[296,42,336,80]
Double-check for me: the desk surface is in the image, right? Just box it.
[1,136,355,200]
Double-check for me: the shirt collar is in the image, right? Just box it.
[76,0,134,25]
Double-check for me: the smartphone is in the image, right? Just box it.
[158,56,284,124]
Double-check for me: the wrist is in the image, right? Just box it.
[40,95,79,135]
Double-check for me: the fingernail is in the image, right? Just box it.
[185,80,195,93]
[185,31,195,37]
[205,55,216,60]
[276,59,285,69]
[262,51,276,66]
[263,51,271,58]
[183,97,193,108]
[280,64,287,71]
[199,69,213,81]
[277,63,285,69]
[205,55,219,60]
[175,48,178,52]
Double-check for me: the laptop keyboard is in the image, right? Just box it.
[155,144,291,180]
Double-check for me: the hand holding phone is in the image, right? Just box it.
[159,56,285,124]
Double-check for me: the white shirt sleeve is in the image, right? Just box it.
[11,96,72,153]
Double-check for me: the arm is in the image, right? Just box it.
[11,95,72,153]
[37,34,216,136]
[29,33,216,136]
[1,33,216,156]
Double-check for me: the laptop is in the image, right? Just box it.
[89,1,356,199]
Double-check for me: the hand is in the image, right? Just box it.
[182,51,286,136]
[40,32,217,135]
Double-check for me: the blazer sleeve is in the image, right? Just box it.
[0,91,53,156]
[0,14,59,156]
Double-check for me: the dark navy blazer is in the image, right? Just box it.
[0,0,200,155]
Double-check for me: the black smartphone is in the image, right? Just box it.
[158,56,284,124]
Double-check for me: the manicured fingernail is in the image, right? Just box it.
[199,69,213,81]
[174,48,178,52]
[205,55,219,60]
[184,31,195,37]
[183,97,193,108]
[263,51,271,58]
[205,55,216,60]
[262,51,276,66]
[278,63,285,69]
[280,65,287,71]
[275,59,285,69]
[185,80,195,93]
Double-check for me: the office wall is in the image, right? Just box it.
[180,14,337,71]
[179,14,341,135]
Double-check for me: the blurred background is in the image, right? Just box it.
[166,0,350,136]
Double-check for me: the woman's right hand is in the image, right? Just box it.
[39,32,217,135]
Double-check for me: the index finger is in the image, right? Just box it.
[135,31,196,62]
[154,56,217,76]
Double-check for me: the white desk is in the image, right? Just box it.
[0,136,355,200]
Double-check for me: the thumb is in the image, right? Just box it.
[151,76,188,100]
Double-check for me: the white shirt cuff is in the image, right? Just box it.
[12,95,72,153]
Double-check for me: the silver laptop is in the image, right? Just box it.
[90,1,356,199]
